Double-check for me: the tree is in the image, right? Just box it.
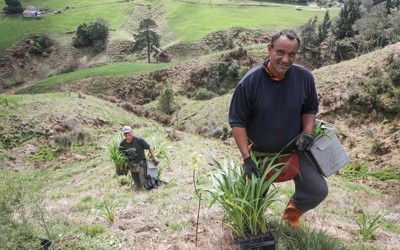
[299,16,320,65]
[318,10,331,44]
[4,0,23,14]
[132,18,160,63]
[158,85,175,114]
[72,20,109,52]
[332,0,362,40]
[331,0,363,61]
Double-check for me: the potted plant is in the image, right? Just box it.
[202,154,286,250]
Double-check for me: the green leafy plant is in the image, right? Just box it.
[312,119,336,138]
[29,146,58,161]
[202,154,285,238]
[97,199,117,223]
[354,208,386,241]
[82,224,105,238]
[107,139,128,176]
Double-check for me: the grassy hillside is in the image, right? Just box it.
[0,0,339,51]
[0,92,399,249]
[0,0,135,50]
[1,0,399,249]
[164,0,339,42]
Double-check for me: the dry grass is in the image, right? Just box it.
[1,90,399,249]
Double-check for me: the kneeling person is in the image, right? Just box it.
[119,126,158,189]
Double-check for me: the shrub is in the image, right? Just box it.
[72,20,109,51]
[4,0,23,14]
[239,66,250,78]
[207,62,229,91]
[82,224,105,238]
[389,66,400,87]
[193,88,218,100]
[54,130,92,151]
[28,35,53,55]
[226,47,248,60]
[227,63,240,79]
[158,85,175,114]
[347,78,399,115]
[29,146,57,161]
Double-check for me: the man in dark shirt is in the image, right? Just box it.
[119,126,158,190]
[229,29,328,228]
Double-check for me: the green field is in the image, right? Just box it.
[16,62,175,94]
[164,0,339,42]
[0,0,339,51]
[0,0,135,50]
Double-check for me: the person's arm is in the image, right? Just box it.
[148,146,157,161]
[232,127,251,160]
[232,126,259,178]
[301,113,316,134]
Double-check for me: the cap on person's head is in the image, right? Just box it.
[122,126,132,134]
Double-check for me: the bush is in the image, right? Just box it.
[193,88,218,100]
[158,85,175,114]
[28,35,53,55]
[4,0,23,14]
[54,130,92,151]
[389,67,400,87]
[347,78,399,115]
[72,20,109,51]
[227,63,240,79]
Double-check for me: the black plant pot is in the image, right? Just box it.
[237,234,276,250]
[116,167,128,176]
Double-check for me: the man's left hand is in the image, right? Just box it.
[153,159,159,166]
[296,132,314,151]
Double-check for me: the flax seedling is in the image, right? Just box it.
[355,208,386,241]
[97,198,117,223]
[202,154,284,238]
[107,139,128,175]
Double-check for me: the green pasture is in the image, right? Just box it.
[16,62,174,94]
[0,1,134,50]
[164,0,340,42]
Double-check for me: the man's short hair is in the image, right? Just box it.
[270,29,301,48]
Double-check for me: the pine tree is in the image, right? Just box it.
[132,18,161,63]
[318,11,331,44]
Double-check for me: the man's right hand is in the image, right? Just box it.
[243,157,259,179]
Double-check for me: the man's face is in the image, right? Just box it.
[267,36,299,77]
[124,131,133,141]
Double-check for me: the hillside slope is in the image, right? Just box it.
[0,92,399,249]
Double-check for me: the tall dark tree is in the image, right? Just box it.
[332,0,362,40]
[331,0,362,61]
[132,18,160,63]
[4,0,23,14]
[299,16,320,64]
[318,10,331,44]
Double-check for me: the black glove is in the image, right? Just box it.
[153,159,159,166]
[296,132,314,151]
[243,157,259,179]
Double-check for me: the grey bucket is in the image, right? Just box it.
[147,162,158,178]
[309,129,350,177]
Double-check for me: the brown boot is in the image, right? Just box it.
[283,197,304,229]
